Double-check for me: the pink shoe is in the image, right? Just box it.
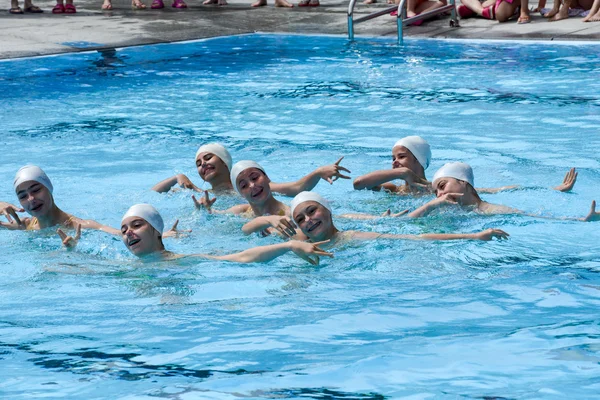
[52,3,65,13]
[64,3,76,12]
[172,0,187,7]
[151,0,164,8]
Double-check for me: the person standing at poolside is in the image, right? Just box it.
[152,143,350,196]
[101,0,146,10]
[51,0,76,13]
[353,135,577,195]
[250,0,293,7]
[120,203,331,265]
[8,0,42,13]
[408,162,600,220]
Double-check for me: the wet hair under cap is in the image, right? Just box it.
[230,160,266,194]
[393,136,432,170]
[122,204,165,234]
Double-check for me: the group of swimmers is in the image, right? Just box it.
[2,136,598,266]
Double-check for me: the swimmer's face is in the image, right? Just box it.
[434,177,467,198]
[293,201,332,242]
[236,168,271,204]
[121,216,161,257]
[196,152,228,182]
[392,146,422,173]
[15,181,53,217]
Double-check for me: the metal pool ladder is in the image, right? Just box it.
[348,0,459,44]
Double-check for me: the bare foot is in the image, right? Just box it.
[101,0,112,9]
[363,0,376,3]
[406,10,417,17]
[543,5,560,17]
[549,6,569,20]
[583,11,600,21]
[251,0,267,6]
[274,0,293,6]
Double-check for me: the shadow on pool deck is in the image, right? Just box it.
[0,0,599,59]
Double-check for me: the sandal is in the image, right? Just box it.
[151,0,164,8]
[64,3,76,12]
[51,3,65,13]
[308,0,319,6]
[9,6,24,13]
[171,0,187,8]
[298,0,309,6]
[24,5,44,12]
[132,0,146,8]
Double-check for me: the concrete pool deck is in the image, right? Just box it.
[1,0,599,59]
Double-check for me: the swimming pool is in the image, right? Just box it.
[1,34,600,399]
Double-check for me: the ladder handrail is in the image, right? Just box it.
[348,0,459,42]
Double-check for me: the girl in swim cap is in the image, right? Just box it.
[120,204,332,265]
[193,161,290,220]
[2,165,181,249]
[353,136,577,195]
[408,162,599,221]
[1,166,120,245]
[289,191,509,247]
[152,142,350,196]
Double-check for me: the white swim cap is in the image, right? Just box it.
[432,162,475,188]
[122,204,164,234]
[13,165,54,194]
[230,160,266,193]
[290,191,332,218]
[393,136,432,169]
[195,143,233,172]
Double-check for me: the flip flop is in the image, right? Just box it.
[51,3,65,13]
[517,14,531,23]
[151,0,164,8]
[25,5,44,12]
[9,6,24,13]
[171,0,187,8]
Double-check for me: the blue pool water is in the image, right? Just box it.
[1,34,600,399]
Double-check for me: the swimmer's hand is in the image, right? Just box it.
[583,200,599,222]
[554,167,578,192]
[290,240,333,265]
[176,174,198,190]
[472,228,510,241]
[262,215,297,238]
[192,191,216,213]
[394,167,429,188]
[408,193,463,218]
[57,224,81,250]
[318,156,352,184]
[163,219,192,238]
[382,209,409,217]
[0,202,25,226]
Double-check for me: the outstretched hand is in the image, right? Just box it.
[192,190,217,213]
[583,200,599,222]
[57,224,81,250]
[381,209,409,217]
[474,228,509,241]
[318,156,352,185]
[0,202,25,226]
[290,240,334,265]
[163,219,192,238]
[554,168,578,192]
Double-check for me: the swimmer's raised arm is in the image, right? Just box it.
[270,157,351,197]
[351,228,509,241]
[194,240,333,265]
[152,174,202,193]
[478,168,577,194]
[353,168,428,192]
[242,215,298,238]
